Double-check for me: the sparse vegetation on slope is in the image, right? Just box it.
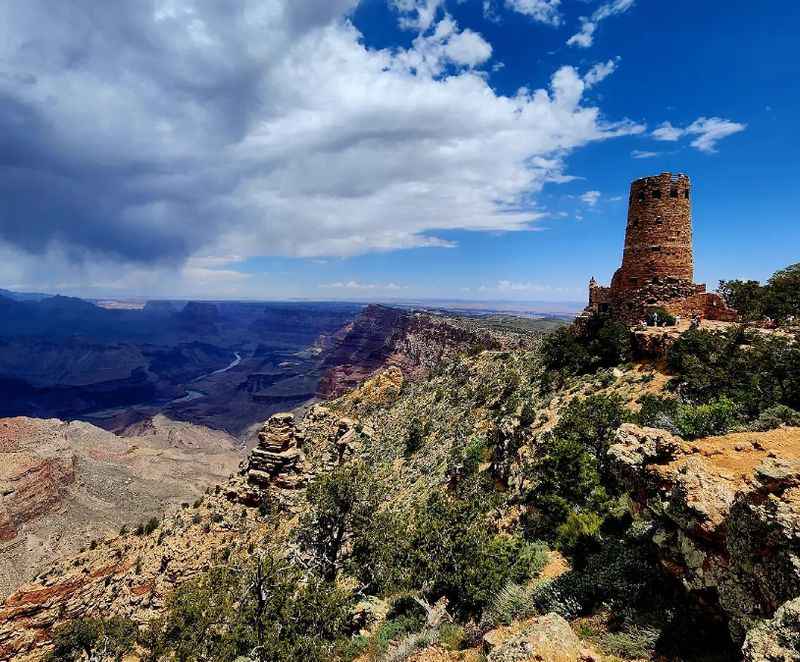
[4,307,800,662]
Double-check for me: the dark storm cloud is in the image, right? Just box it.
[0,0,291,263]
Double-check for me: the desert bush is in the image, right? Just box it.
[523,434,608,543]
[749,404,800,431]
[347,486,547,620]
[674,397,742,439]
[718,279,767,321]
[668,327,800,417]
[484,581,538,627]
[46,616,137,662]
[298,461,380,581]
[556,511,605,553]
[522,396,624,544]
[637,394,741,439]
[603,626,661,659]
[551,394,625,476]
[531,538,661,619]
[144,517,159,535]
[404,417,425,456]
[143,555,354,662]
[764,262,800,320]
[540,315,632,379]
[636,395,680,433]
[718,262,800,322]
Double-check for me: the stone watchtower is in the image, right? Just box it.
[610,173,693,291]
[583,172,736,323]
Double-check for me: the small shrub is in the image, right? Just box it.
[484,582,537,627]
[750,404,800,431]
[556,511,604,553]
[405,417,425,456]
[636,395,680,433]
[46,617,137,662]
[638,394,742,439]
[674,397,741,439]
[602,623,661,659]
[540,314,632,380]
[438,622,465,651]
[144,517,159,535]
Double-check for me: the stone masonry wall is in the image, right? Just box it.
[610,173,693,292]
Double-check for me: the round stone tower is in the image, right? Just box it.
[610,172,693,292]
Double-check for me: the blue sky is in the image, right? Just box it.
[0,1,796,302]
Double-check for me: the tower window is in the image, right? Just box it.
[684,189,690,199]
[670,187,678,198]
[655,216,663,224]
[638,191,645,202]
[652,189,661,199]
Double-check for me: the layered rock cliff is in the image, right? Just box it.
[0,415,241,601]
[316,304,535,398]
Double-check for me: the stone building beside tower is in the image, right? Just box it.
[583,172,736,323]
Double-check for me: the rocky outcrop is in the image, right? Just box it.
[608,423,800,648]
[246,413,309,490]
[233,413,312,509]
[484,613,584,662]
[0,442,76,542]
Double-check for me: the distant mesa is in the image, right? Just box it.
[142,300,180,315]
[178,301,221,325]
[582,172,736,324]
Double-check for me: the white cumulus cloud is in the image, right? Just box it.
[580,190,601,206]
[584,58,620,87]
[567,0,635,48]
[391,0,445,31]
[652,117,746,152]
[504,0,562,26]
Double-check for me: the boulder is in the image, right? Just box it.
[742,597,800,661]
[485,613,582,662]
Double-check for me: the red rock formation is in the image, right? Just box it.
[317,304,502,398]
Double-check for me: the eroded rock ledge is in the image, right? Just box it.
[609,423,800,644]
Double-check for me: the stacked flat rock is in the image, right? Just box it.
[246,413,308,490]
